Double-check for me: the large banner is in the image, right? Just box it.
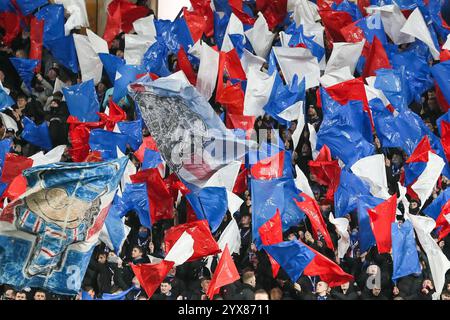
[130,77,256,190]
[0,157,128,295]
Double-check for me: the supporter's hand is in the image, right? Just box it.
[385,158,391,167]
[250,243,257,253]
[293,283,302,292]
[304,231,314,243]
[36,73,43,82]
[439,241,445,249]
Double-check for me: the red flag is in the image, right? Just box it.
[67,116,105,162]
[0,12,21,46]
[229,0,256,25]
[216,82,245,115]
[183,8,207,43]
[308,145,341,201]
[294,193,335,250]
[0,154,33,184]
[97,99,127,131]
[29,17,44,73]
[207,245,240,299]
[216,49,246,102]
[251,151,285,180]
[164,172,190,200]
[441,120,450,163]
[84,150,103,163]
[190,0,214,37]
[340,21,366,43]
[226,113,255,139]
[117,0,150,34]
[164,220,221,262]
[258,209,283,277]
[325,78,369,109]
[441,49,450,62]
[233,167,248,194]
[258,0,288,31]
[362,36,391,79]
[406,136,432,164]
[319,9,353,43]
[131,260,175,299]
[103,0,122,45]
[130,169,174,223]
[303,244,353,287]
[134,135,159,163]
[367,194,397,254]
[186,201,199,223]
[2,174,27,201]
[177,46,197,86]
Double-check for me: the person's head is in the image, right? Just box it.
[47,68,59,80]
[138,226,149,239]
[15,49,26,58]
[341,282,350,291]
[160,279,172,295]
[269,287,283,300]
[97,82,107,93]
[34,290,46,300]
[3,287,15,300]
[16,94,27,109]
[315,281,329,296]
[201,277,211,292]
[116,49,124,58]
[242,271,256,288]
[131,246,144,259]
[15,291,27,300]
[97,252,107,264]
[441,290,450,300]
[240,215,251,227]
[308,106,318,118]
[422,279,434,289]
[254,289,269,300]
[168,266,176,277]
[372,286,381,296]
[50,99,60,109]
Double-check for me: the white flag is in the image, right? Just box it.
[278,100,304,121]
[366,5,415,45]
[226,190,244,214]
[295,166,314,198]
[400,8,440,60]
[196,43,220,100]
[30,145,66,167]
[444,34,450,51]
[325,41,365,75]
[73,34,103,84]
[273,46,320,89]
[133,15,157,39]
[164,231,195,266]
[351,154,391,200]
[411,152,445,209]
[221,13,245,52]
[407,213,450,300]
[124,34,155,66]
[320,66,355,87]
[55,0,89,35]
[293,0,320,27]
[86,29,109,54]
[204,160,242,191]
[329,213,350,259]
[245,12,275,59]
[240,48,266,75]
[243,67,276,117]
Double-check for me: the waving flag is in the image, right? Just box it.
[207,245,240,299]
[334,170,372,218]
[117,120,143,151]
[258,209,283,277]
[186,187,228,232]
[294,193,334,250]
[113,64,146,103]
[89,129,128,160]
[0,157,128,295]
[351,154,390,200]
[120,183,151,229]
[308,145,341,201]
[357,195,384,252]
[45,35,79,74]
[21,117,53,151]
[164,220,221,262]
[0,86,14,111]
[63,80,100,122]
[362,36,391,78]
[131,260,175,299]
[0,11,21,46]
[34,4,65,47]
[367,194,397,254]
[99,202,131,254]
[16,0,47,15]
[29,17,44,72]
[391,220,421,281]
[431,60,450,107]
[9,58,38,91]
[263,240,315,283]
[325,41,364,74]
[99,53,126,83]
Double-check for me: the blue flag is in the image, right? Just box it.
[374,68,412,111]
[101,287,135,300]
[34,4,65,47]
[263,240,316,283]
[0,157,128,295]
[142,149,163,169]
[423,188,450,220]
[332,0,363,21]
[89,129,129,160]
[113,64,146,103]
[45,35,79,74]
[99,53,126,84]
[287,24,325,62]
[0,86,14,111]
[334,170,372,218]
[117,120,143,151]
[16,0,47,15]
[142,39,171,77]
[186,187,228,233]
[214,12,230,49]
[356,13,388,45]
[103,201,130,254]
[63,80,100,122]
[280,179,305,231]
[0,0,15,12]
[0,138,11,169]
[120,183,151,229]
[9,57,38,91]
[391,221,422,281]
[431,60,450,106]
[317,90,374,166]
[21,117,53,150]
[357,196,383,253]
